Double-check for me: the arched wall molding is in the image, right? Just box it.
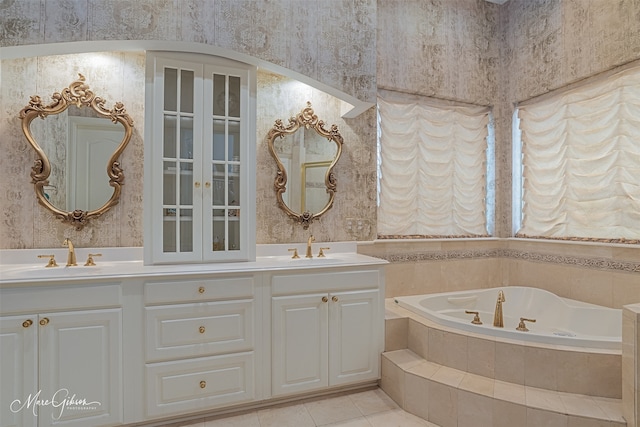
[0,40,373,119]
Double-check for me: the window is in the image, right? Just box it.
[514,65,640,242]
[377,94,494,237]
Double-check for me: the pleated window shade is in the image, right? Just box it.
[517,66,640,241]
[377,95,491,237]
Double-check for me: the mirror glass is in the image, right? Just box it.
[267,102,343,229]
[19,74,133,229]
[29,105,126,212]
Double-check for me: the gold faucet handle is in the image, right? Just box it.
[318,247,330,258]
[84,253,103,266]
[288,248,300,259]
[38,254,58,268]
[516,317,536,332]
[465,310,483,325]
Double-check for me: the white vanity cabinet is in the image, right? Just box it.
[270,268,383,397]
[142,275,258,419]
[0,284,122,427]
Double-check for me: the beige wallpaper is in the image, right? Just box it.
[1,0,640,253]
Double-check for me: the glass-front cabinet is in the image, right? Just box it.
[145,53,256,264]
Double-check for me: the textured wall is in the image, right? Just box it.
[0,52,145,249]
[0,0,377,249]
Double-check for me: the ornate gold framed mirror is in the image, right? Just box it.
[19,74,134,229]
[267,102,343,229]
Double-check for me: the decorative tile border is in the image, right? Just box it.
[379,249,640,273]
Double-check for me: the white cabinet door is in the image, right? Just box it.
[271,293,328,396]
[38,309,122,427]
[328,290,380,386]
[0,314,38,427]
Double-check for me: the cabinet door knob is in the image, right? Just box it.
[195,182,201,188]
[205,182,211,188]
[22,319,33,328]
[200,380,206,389]
[198,286,205,294]
[332,296,339,302]
[322,296,328,303]
[39,317,50,326]
[199,326,205,334]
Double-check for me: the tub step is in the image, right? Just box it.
[381,349,626,427]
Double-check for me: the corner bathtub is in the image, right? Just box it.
[394,286,622,350]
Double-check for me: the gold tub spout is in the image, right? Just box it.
[493,290,505,327]
[306,235,315,258]
[63,238,77,266]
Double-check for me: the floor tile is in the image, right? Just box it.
[348,388,399,415]
[304,395,363,426]
[366,408,431,427]
[257,403,316,427]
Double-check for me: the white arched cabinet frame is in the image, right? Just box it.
[144,52,256,264]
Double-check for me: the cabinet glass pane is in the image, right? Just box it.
[163,116,177,158]
[228,121,240,160]
[213,178,224,207]
[163,220,176,253]
[180,117,193,159]
[180,163,193,205]
[163,161,176,205]
[163,68,177,111]
[212,209,225,251]
[229,76,240,118]
[229,218,240,251]
[212,74,226,116]
[212,120,226,161]
[180,209,193,252]
[180,70,194,113]
[229,170,240,205]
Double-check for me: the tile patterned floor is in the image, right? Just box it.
[168,388,440,427]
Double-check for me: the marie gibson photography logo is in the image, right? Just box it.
[10,388,101,420]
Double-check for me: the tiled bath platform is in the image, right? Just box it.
[384,299,627,427]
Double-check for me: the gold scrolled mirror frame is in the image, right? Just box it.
[267,102,343,229]
[19,74,134,229]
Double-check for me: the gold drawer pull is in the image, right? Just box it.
[198,286,205,294]
[332,296,339,302]
[200,380,206,389]
[195,182,201,188]
[322,296,328,303]
[22,319,33,328]
[199,326,205,334]
[39,317,50,326]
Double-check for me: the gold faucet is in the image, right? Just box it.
[306,235,315,258]
[63,238,77,266]
[493,290,505,327]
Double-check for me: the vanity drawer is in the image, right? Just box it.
[145,352,254,418]
[144,276,254,304]
[145,300,253,361]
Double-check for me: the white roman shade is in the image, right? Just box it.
[377,95,490,237]
[517,65,640,241]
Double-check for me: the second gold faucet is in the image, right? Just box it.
[63,238,77,266]
[306,235,315,258]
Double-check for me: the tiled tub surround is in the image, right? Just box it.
[359,238,640,310]
[383,300,627,427]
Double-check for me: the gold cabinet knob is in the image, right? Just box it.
[22,319,33,328]
[332,296,339,302]
[200,380,206,389]
[322,296,328,303]
[199,326,205,334]
[39,317,50,326]
[205,182,211,188]
[198,286,205,294]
